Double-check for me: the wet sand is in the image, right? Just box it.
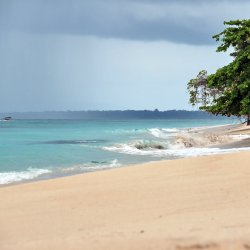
[1,124,250,250]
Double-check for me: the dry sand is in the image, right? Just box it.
[1,124,250,250]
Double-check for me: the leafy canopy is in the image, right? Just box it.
[187,19,250,121]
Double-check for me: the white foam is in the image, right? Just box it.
[148,128,179,138]
[112,128,147,135]
[87,159,121,170]
[62,159,121,172]
[0,168,51,185]
[103,143,250,158]
[162,128,180,133]
[103,144,143,155]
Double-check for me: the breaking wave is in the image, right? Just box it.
[148,128,179,138]
[111,127,180,138]
[103,142,250,158]
[0,168,51,185]
[61,159,121,172]
[0,160,122,185]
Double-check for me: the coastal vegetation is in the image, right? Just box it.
[188,19,250,125]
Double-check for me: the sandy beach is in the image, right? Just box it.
[1,124,250,250]
[1,1,249,248]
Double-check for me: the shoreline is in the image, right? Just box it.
[1,122,250,187]
[1,150,250,249]
[2,145,250,189]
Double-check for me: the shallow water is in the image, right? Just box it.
[0,118,247,185]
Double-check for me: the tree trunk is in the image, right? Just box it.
[247,114,250,126]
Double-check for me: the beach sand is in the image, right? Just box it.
[1,124,250,250]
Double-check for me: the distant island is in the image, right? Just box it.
[0,110,231,120]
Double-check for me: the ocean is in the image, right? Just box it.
[0,118,248,185]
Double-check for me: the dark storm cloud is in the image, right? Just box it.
[0,0,249,45]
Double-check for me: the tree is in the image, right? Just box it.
[187,19,250,125]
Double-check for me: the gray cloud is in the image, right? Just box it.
[0,0,249,45]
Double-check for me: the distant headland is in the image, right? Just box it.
[0,110,230,120]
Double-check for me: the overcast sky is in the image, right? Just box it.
[0,0,249,112]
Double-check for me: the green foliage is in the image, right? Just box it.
[188,19,250,122]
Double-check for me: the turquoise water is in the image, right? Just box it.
[0,118,243,184]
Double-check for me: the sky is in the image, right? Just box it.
[0,0,250,112]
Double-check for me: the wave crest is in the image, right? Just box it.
[62,159,121,172]
[0,168,51,185]
[103,142,250,158]
[148,128,179,138]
